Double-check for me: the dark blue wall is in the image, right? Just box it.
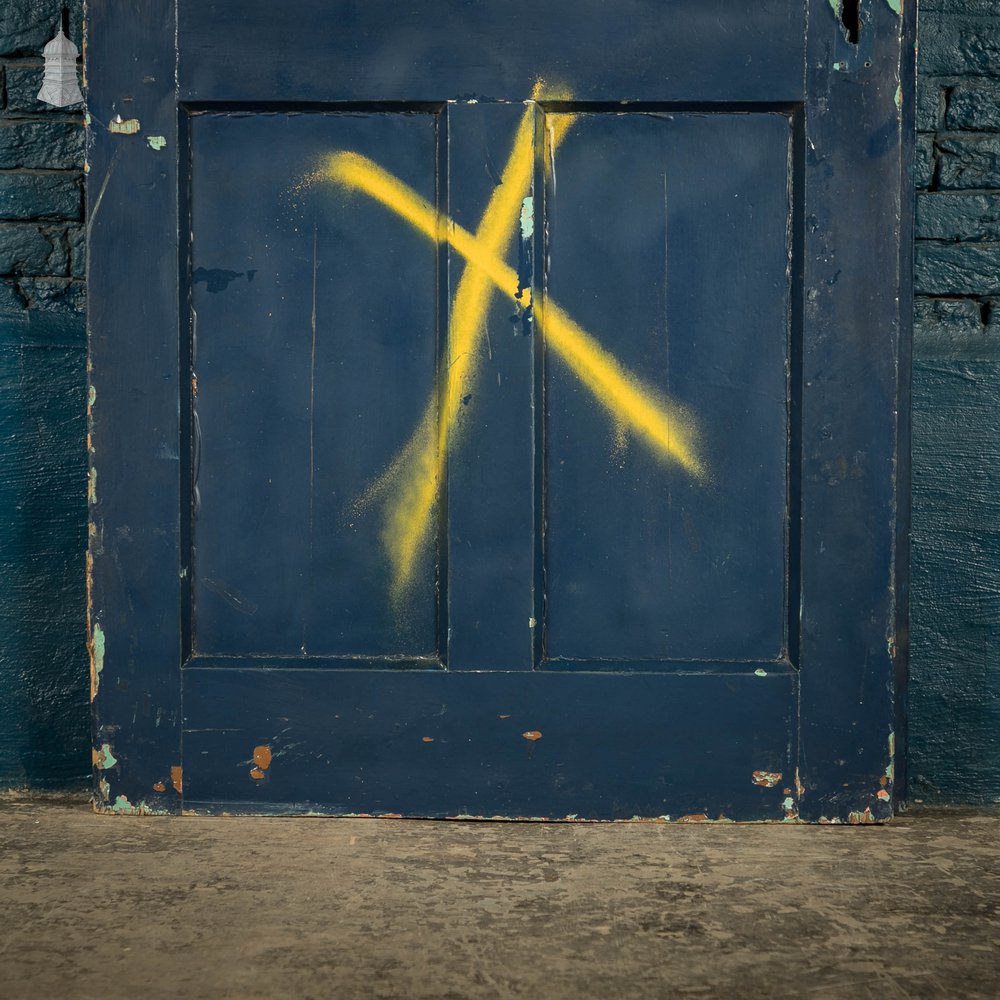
[910,0,1000,805]
[0,0,997,802]
[1,1,88,788]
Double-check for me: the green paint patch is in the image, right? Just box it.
[87,385,96,407]
[91,622,105,698]
[828,0,842,16]
[94,742,117,769]
[519,196,534,242]
[109,794,168,816]
[146,135,167,151]
[885,0,902,14]
[108,117,140,136]
[754,668,768,677]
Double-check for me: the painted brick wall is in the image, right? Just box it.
[0,1,88,788]
[0,2,997,801]
[910,0,1000,804]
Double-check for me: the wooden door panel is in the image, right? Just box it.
[542,110,794,665]
[183,667,797,818]
[189,111,442,660]
[177,1,806,104]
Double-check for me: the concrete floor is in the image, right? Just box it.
[2,795,998,1000]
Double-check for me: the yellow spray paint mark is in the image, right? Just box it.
[342,82,573,603]
[322,85,705,602]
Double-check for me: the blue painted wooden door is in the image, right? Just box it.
[87,1,912,821]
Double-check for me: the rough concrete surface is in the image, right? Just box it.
[1,796,998,1000]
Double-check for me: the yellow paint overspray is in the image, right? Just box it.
[340,82,574,605]
[323,83,706,608]
[325,154,705,474]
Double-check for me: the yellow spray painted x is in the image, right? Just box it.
[324,85,705,604]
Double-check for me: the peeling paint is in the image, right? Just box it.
[146,135,166,150]
[848,806,877,825]
[677,814,710,823]
[170,766,183,794]
[87,385,96,408]
[92,743,117,770]
[108,794,168,816]
[88,622,105,701]
[519,196,534,242]
[522,730,542,742]
[794,768,805,799]
[877,789,891,801]
[98,777,110,802]
[894,84,903,112]
[751,770,783,788]
[108,115,140,135]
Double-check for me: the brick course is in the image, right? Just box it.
[0,1,84,313]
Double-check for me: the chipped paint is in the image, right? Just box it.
[108,794,168,816]
[877,789,890,801]
[87,385,96,408]
[249,767,266,780]
[88,466,97,504]
[92,743,117,770]
[146,135,166,150]
[108,115,140,135]
[421,736,434,743]
[152,781,166,792]
[754,668,767,677]
[253,745,272,769]
[677,814,710,823]
[894,84,903,112]
[751,770,782,788]
[519,196,534,242]
[794,768,805,799]
[98,777,110,802]
[171,766,183,794]
[88,622,105,701]
[522,730,542,742]
[847,806,877,825]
